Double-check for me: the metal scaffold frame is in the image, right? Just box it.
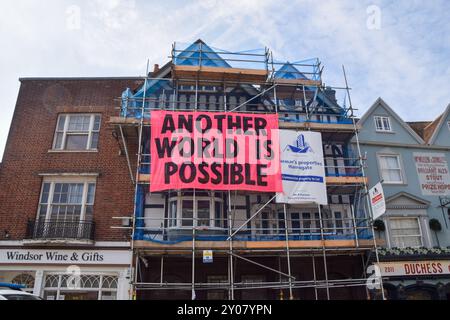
[110,41,385,300]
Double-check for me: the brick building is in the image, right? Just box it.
[0,78,141,300]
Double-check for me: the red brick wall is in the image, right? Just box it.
[0,78,143,241]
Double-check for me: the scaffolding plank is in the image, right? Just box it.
[272,78,322,87]
[138,174,366,185]
[246,240,374,249]
[134,240,248,251]
[133,239,376,252]
[108,117,359,132]
[139,174,151,183]
[173,65,268,82]
[279,121,359,132]
[109,116,141,126]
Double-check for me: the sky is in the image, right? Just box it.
[0,0,449,159]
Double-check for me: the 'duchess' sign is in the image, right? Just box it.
[379,261,450,276]
[0,249,131,265]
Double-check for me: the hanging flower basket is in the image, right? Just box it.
[429,219,442,232]
[373,219,385,232]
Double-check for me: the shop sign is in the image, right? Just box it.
[0,249,132,265]
[413,152,450,196]
[378,260,450,276]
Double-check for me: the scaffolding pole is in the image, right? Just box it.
[229,84,278,112]
[191,189,196,300]
[342,65,385,300]
[228,190,235,300]
[283,204,294,300]
[118,124,135,185]
[231,253,295,280]
[228,195,277,240]
[160,256,164,286]
[317,203,330,300]
[135,277,370,291]
[312,255,318,300]
[130,60,150,299]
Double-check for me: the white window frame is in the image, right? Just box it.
[325,205,353,235]
[42,273,118,301]
[377,153,405,184]
[37,176,97,222]
[374,116,392,132]
[289,209,321,236]
[168,193,224,229]
[298,211,321,235]
[388,217,423,248]
[288,206,353,236]
[253,211,279,236]
[52,114,101,151]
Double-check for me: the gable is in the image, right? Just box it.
[124,40,232,106]
[274,63,307,80]
[274,62,343,115]
[174,40,231,68]
[427,104,450,146]
[386,192,430,209]
[357,98,424,145]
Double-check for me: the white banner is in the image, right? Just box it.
[0,249,132,265]
[276,130,327,205]
[413,152,450,196]
[369,182,386,220]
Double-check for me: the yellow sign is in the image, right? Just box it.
[203,250,213,263]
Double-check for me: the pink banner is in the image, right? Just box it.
[150,111,282,192]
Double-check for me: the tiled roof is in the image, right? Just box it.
[406,121,432,139]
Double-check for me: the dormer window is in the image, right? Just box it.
[447,121,450,131]
[374,116,392,132]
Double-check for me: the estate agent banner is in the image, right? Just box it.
[413,152,450,196]
[276,130,327,205]
[150,111,282,192]
[369,182,386,220]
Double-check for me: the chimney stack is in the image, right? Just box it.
[152,64,160,76]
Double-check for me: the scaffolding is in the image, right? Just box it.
[110,40,385,300]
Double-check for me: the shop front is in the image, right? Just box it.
[0,248,132,300]
[378,260,450,300]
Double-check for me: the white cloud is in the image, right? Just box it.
[0,0,449,159]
